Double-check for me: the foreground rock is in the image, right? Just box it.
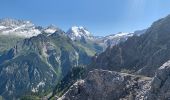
[145,60,170,100]
[59,69,151,100]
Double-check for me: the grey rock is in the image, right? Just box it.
[145,60,170,100]
[59,69,151,100]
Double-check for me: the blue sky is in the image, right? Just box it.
[1,0,170,36]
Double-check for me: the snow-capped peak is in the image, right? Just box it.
[97,32,134,47]
[114,32,132,37]
[0,18,33,27]
[66,26,92,40]
[43,25,58,34]
[105,32,133,39]
[0,18,41,38]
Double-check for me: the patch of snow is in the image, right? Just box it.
[0,28,41,37]
[31,81,45,93]
[159,60,170,69]
[44,28,56,34]
[106,32,133,39]
[32,87,38,93]
[0,25,6,29]
[34,68,40,79]
[114,32,130,37]
[37,81,45,88]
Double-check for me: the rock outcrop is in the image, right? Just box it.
[145,60,170,100]
[58,60,170,100]
[59,69,151,100]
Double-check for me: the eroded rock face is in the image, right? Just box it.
[59,69,151,100]
[145,60,170,100]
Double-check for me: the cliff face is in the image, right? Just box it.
[59,69,151,100]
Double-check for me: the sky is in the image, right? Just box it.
[0,0,170,36]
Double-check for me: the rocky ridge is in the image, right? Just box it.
[59,69,151,100]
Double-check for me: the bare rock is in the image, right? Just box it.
[59,69,151,100]
[145,60,170,100]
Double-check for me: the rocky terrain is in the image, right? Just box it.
[145,60,170,100]
[59,69,151,100]
[58,60,170,100]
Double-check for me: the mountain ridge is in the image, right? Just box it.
[91,15,170,77]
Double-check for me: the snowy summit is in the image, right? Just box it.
[66,26,93,40]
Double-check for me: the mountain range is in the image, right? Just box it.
[0,18,146,54]
[8,14,170,100]
[0,18,147,99]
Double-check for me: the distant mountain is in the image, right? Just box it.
[92,15,170,77]
[97,32,134,47]
[66,26,93,41]
[66,26,104,53]
[0,18,42,37]
[101,29,146,47]
[0,19,58,55]
[43,25,59,35]
[0,19,145,55]
[66,26,146,51]
[0,30,96,99]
